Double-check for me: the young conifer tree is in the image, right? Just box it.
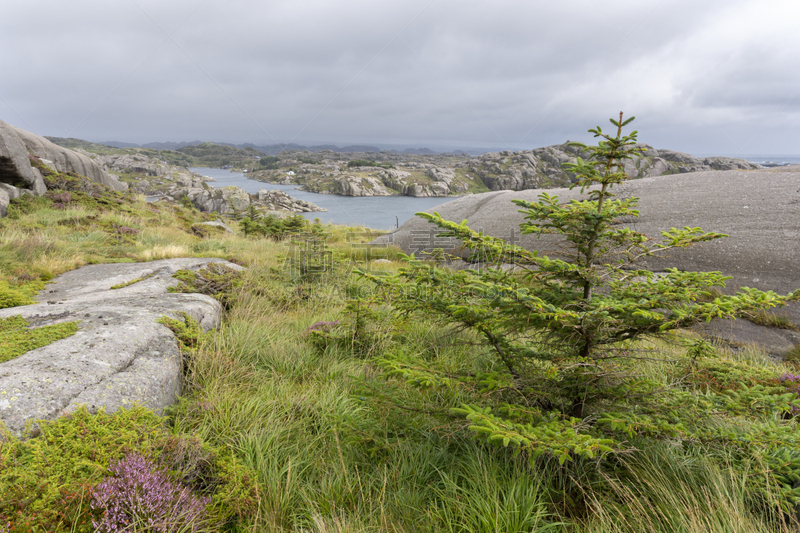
[363,113,799,459]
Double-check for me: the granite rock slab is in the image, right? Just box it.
[0,257,241,436]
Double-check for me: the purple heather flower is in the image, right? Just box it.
[92,453,211,533]
[306,320,341,334]
[116,226,140,235]
[780,374,800,413]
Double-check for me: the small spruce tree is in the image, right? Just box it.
[362,113,799,461]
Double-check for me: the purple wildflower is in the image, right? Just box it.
[92,453,211,533]
[306,320,341,334]
[115,226,140,235]
[780,374,800,413]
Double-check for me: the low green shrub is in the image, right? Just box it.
[0,315,79,364]
[0,406,259,532]
[168,263,244,310]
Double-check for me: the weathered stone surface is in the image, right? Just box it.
[255,189,325,212]
[170,184,325,214]
[92,153,171,177]
[334,175,393,196]
[374,168,800,349]
[193,220,234,234]
[0,119,127,193]
[467,143,762,191]
[0,257,241,436]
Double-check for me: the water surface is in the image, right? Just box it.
[190,167,451,230]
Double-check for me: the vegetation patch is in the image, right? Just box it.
[746,309,799,331]
[0,406,259,532]
[0,315,79,364]
[157,311,209,353]
[347,159,395,169]
[168,263,244,310]
[0,279,44,309]
[109,271,156,290]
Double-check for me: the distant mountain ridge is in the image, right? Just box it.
[97,140,458,155]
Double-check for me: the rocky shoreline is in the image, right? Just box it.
[245,143,761,198]
[85,152,326,216]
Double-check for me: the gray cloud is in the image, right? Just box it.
[1,0,798,154]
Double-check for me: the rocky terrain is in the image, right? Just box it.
[246,143,761,198]
[0,258,237,436]
[83,151,325,216]
[0,119,128,215]
[46,134,762,201]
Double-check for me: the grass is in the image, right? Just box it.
[746,309,799,331]
[2,172,800,531]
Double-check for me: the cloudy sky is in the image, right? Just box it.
[1,0,798,155]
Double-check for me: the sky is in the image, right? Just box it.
[1,0,799,155]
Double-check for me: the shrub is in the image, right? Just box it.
[91,453,211,533]
[239,213,310,240]
[259,156,281,169]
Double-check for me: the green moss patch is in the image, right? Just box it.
[158,312,208,352]
[0,280,45,309]
[110,271,155,289]
[0,315,79,364]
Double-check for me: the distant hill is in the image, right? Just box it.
[176,142,262,167]
[45,137,126,154]
[100,140,140,148]
[142,141,203,150]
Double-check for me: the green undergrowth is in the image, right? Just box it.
[0,279,45,309]
[0,315,79,364]
[160,249,800,532]
[0,406,259,532]
[158,311,210,353]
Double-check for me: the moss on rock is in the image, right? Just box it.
[0,315,79,364]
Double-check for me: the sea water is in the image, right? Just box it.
[190,167,451,230]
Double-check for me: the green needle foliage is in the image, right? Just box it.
[361,113,800,466]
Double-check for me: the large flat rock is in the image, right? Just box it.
[0,258,240,436]
[375,168,800,350]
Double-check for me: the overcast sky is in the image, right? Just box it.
[1,0,798,154]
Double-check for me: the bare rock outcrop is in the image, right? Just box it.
[0,119,127,216]
[0,258,240,436]
[468,143,762,191]
[170,185,325,214]
[255,189,324,212]
[334,175,394,196]
[0,119,127,195]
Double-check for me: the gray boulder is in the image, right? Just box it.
[374,168,800,350]
[172,185,251,214]
[193,220,234,234]
[0,119,127,195]
[0,257,241,436]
